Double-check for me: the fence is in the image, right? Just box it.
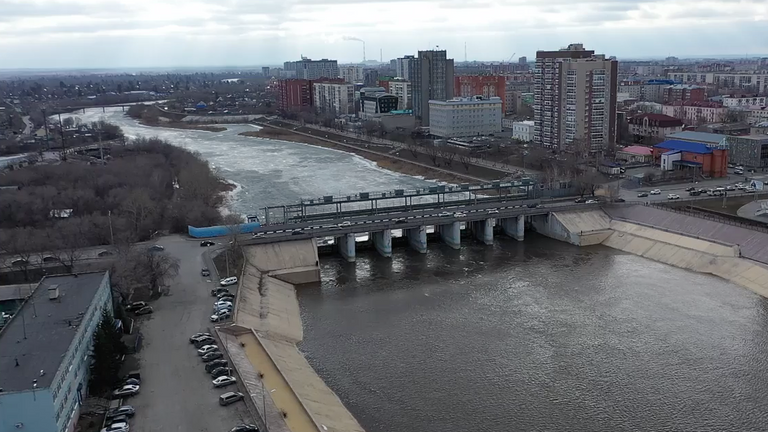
[188,222,262,238]
[644,203,768,234]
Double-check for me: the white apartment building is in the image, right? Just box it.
[666,71,768,93]
[284,58,339,80]
[661,103,728,124]
[534,43,618,151]
[388,80,412,110]
[428,96,502,138]
[747,107,768,125]
[396,55,415,80]
[313,82,355,115]
[723,96,768,108]
[339,65,364,84]
[512,120,534,142]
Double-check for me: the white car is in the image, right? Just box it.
[585,199,598,204]
[453,212,466,218]
[667,194,680,200]
[211,310,232,322]
[212,375,237,388]
[101,422,129,432]
[650,189,661,195]
[219,277,238,287]
[111,385,140,398]
[252,232,265,238]
[487,209,499,215]
[214,301,233,309]
[438,211,451,217]
[198,345,219,356]
[337,220,352,228]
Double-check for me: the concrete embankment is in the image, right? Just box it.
[224,239,365,432]
[536,208,768,298]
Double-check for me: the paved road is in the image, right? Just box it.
[619,171,768,203]
[127,235,251,432]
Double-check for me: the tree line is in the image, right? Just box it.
[0,134,232,275]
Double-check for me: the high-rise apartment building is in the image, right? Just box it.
[412,50,454,124]
[283,58,339,80]
[277,79,314,110]
[313,82,355,115]
[396,55,416,80]
[339,65,364,84]
[388,79,412,110]
[262,67,270,76]
[533,43,618,151]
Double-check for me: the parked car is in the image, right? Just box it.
[134,306,153,316]
[100,422,129,432]
[211,367,234,378]
[108,415,129,426]
[650,189,661,195]
[214,301,233,309]
[217,292,235,300]
[213,375,237,388]
[213,305,233,314]
[211,310,232,322]
[218,294,235,302]
[200,240,215,247]
[125,302,147,312]
[148,244,164,252]
[201,268,211,277]
[637,192,649,198]
[124,370,141,381]
[219,391,244,406]
[111,385,140,399]
[220,277,238,287]
[212,287,230,297]
[229,425,259,432]
[585,200,598,204]
[122,378,140,386]
[667,194,680,200]
[574,197,588,203]
[202,351,224,362]
[205,359,228,372]
[197,345,219,356]
[193,335,215,347]
[106,405,135,419]
[191,333,212,342]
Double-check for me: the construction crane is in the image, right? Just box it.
[504,52,516,63]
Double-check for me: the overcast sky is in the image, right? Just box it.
[1,0,767,69]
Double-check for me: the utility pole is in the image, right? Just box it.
[58,113,67,159]
[108,210,114,245]
[225,249,230,277]
[98,128,105,164]
[42,108,50,150]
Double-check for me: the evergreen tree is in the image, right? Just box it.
[89,310,126,395]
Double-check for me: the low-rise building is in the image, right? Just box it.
[616,145,653,164]
[0,272,113,432]
[313,82,355,115]
[512,120,534,142]
[360,93,399,120]
[428,96,503,138]
[746,106,768,125]
[662,101,728,125]
[725,134,768,168]
[627,113,684,139]
[663,84,706,103]
[653,139,728,178]
[751,122,768,135]
[722,95,768,108]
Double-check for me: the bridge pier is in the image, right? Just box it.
[372,229,392,258]
[336,233,356,262]
[406,226,427,254]
[501,215,525,241]
[472,218,494,245]
[438,221,461,250]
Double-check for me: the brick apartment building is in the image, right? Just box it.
[454,75,507,114]
[663,84,706,103]
[627,113,684,140]
[277,78,346,111]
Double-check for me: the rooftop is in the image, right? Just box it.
[620,145,653,155]
[0,284,34,302]
[667,131,727,145]
[430,96,503,105]
[0,272,108,393]
[655,139,713,154]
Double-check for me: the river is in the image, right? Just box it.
[71,108,768,431]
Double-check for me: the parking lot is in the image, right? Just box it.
[123,236,252,432]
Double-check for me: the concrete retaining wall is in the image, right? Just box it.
[533,209,612,246]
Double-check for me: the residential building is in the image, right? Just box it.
[653,139,728,178]
[363,69,380,87]
[455,75,507,114]
[627,113,684,139]
[518,56,528,65]
[663,84,706,103]
[387,80,412,110]
[662,101,728,125]
[0,272,113,432]
[619,82,643,100]
[502,117,515,129]
[725,134,768,167]
[616,145,654,163]
[339,65,364,84]
[512,120,535,142]
[505,89,523,114]
[361,93,399,120]
[722,95,768,108]
[747,106,768,125]
[262,67,270,76]
[712,72,768,93]
[666,72,708,84]
[283,58,339,80]
[428,96,502,138]
[412,50,455,124]
[313,82,355,115]
[643,80,676,103]
[533,43,618,151]
[396,55,416,80]
[752,122,768,135]
[277,79,313,111]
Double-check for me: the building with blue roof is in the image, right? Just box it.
[653,139,728,178]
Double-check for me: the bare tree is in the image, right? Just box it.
[459,153,472,172]
[111,246,180,300]
[53,217,89,272]
[439,148,457,167]
[406,142,420,159]
[425,145,441,167]
[0,228,37,280]
[574,171,602,197]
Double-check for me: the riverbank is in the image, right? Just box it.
[141,119,227,132]
[239,126,505,184]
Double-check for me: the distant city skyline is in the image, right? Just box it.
[1,0,767,69]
